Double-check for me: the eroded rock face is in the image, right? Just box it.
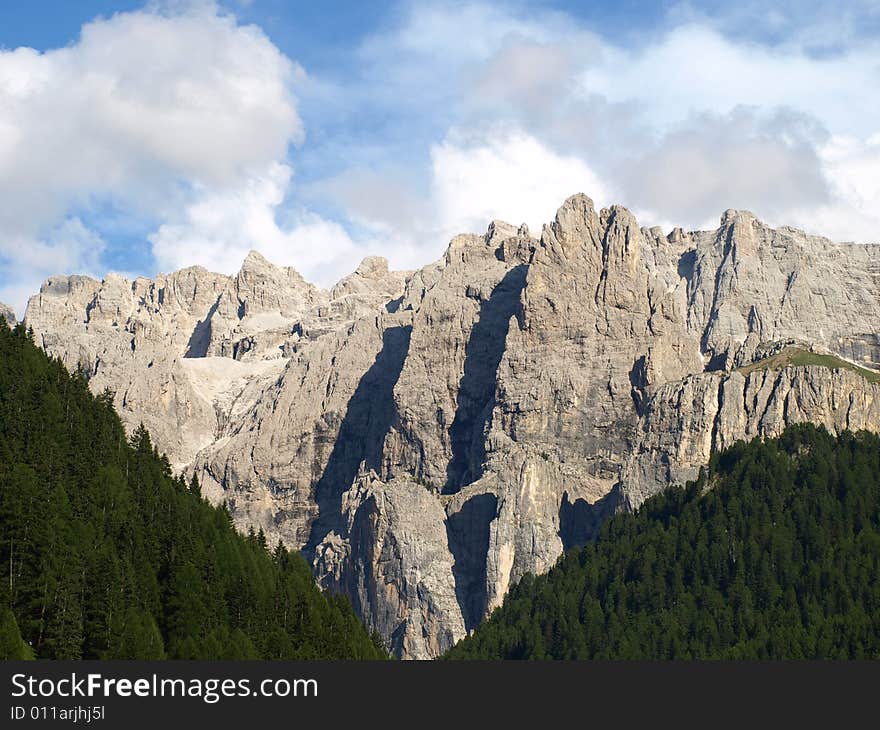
[25,195,880,658]
[619,366,880,511]
[313,471,466,659]
[24,253,406,469]
[0,302,14,326]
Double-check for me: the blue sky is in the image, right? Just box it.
[1,1,879,314]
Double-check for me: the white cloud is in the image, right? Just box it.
[332,2,880,247]
[666,1,880,52]
[0,219,107,317]
[429,129,607,239]
[620,107,831,229]
[800,135,880,243]
[309,129,608,275]
[822,135,880,216]
[0,2,302,313]
[578,24,880,139]
[150,162,361,286]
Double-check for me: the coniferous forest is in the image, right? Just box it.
[447,423,880,659]
[0,321,387,660]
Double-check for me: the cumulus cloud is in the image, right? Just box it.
[798,134,880,243]
[310,129,608,272]
[0,2,302,312]
[324,1,880,246]
[621,107,831,228]
[0,219,107,320]
[578,23,880,138]
[150,162,360,286]
[429,130,607,238]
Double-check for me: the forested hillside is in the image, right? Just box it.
[0,321,387,659]
[447,424,880,659]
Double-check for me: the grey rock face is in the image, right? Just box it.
[0,302,14,326]
[313,471,466,659]
[619,366,880,511]
[25,195,880,659]
[24,253,406,470]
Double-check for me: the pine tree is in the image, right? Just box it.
[0,605,34,659]
[188,473,201,499]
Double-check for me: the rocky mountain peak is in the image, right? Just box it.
[236,249,311,290]
[353,255,390,278]
[550,192,599,234]
[234,250,319,313]
[719,208,758,227]
[667,226,688,244]
[240,248,272,270]
[485,219,519,244]
[38,274,99,298]
[329,256,407,308]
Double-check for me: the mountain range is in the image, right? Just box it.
[8,193,880,658]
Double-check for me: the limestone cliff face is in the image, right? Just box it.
[24,253,406,470]
[313,471,467,659]
[0,302,14,326]
[24,195,880,658]
[619,366,880,511]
